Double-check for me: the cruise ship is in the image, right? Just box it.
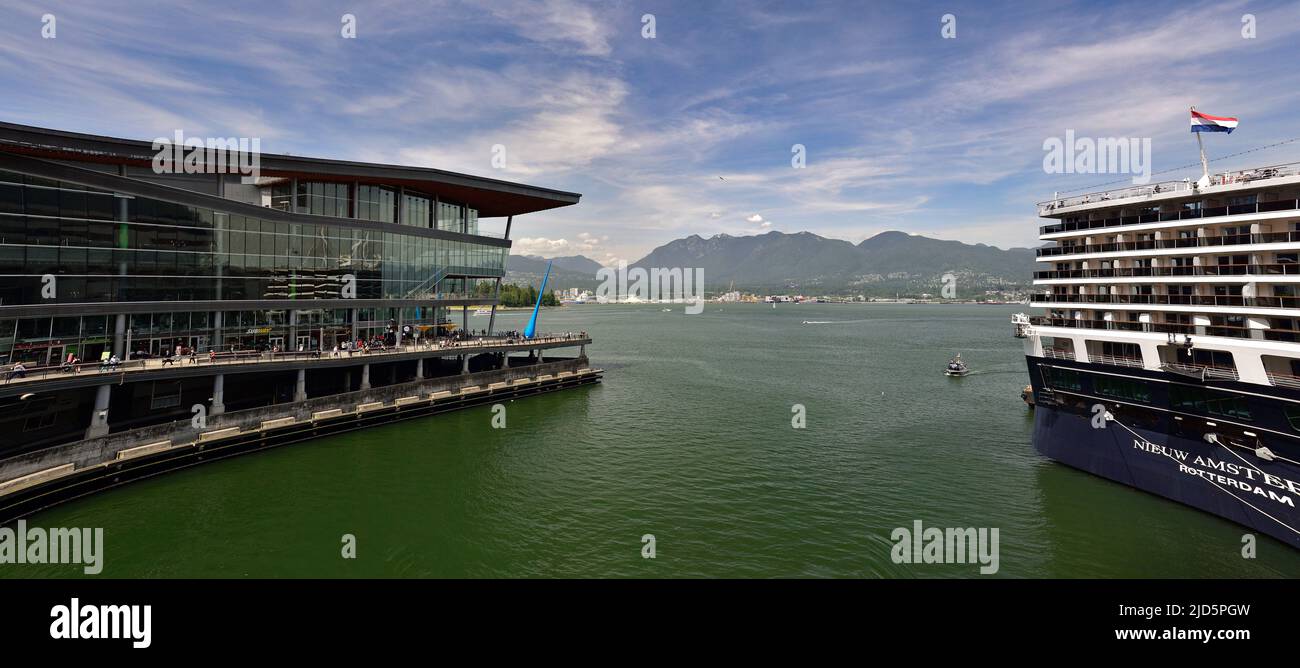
[1016,159,1300,549]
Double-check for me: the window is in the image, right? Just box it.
[1041,366,1082,391]
[1169,385,1251,420]
[1093,376,1152,403]
[437,201,464,232]
[356,185,394,223]
[1093,340,1141,361]
[402,194,430,227]
[1284,406,1300,432]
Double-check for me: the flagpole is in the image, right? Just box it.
[1192,105,1210,188]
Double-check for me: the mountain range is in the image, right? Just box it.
[507,231,1037,296]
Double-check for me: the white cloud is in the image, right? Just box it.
[488,0,615,56]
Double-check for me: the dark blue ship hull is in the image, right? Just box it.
[1026,356,1300,550]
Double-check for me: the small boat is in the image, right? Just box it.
[1021,384,1035,407]
[944,354,970,377]
[661,308,671,312]
[472,307,492,316]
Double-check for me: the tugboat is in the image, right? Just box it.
[944,354,969,377]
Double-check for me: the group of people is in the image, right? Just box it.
[2,328,591,383]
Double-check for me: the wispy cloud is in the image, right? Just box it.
[3,0,1300,258]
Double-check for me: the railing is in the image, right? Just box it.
[0,332,590,387]
[1161,362,1241,382]
[1031,293,1300,309]
[1033,263,1300,280]
[1027,315,1300,341]
[1086,353,1145,369]
[1041,347,1075,360]
[1037,230,1300,257]
[1040,198,1300,235]
[1037,162,1300,214]
[1267,372,1300,389]
[403,268,449,300]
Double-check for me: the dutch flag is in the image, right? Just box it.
[1190,110,1238,133]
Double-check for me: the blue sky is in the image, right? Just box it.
[3,0,1300,263]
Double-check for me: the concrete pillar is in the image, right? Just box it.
[502,352,509,369]
[289,309,298,350]
[112,313,127,358]
[212,311,223,352]
[211,374,226,416]
[350,308,358,344]
[389,364,397,385]
[416,358,424,379]
[536,348,544,364]
[579,344,586,358]
[85,384,111,439]
[360,364,370,390]
[295,368,307,402]
[461,354,469,374]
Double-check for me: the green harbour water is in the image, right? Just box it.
[9,303,1300,578]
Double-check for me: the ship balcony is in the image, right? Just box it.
[1266,372,1300,389]
[1033,263,1300,281]
[1026,314,1300,342]
[1030,292,1300,310]
[1039,197,1300,236]
[1082,352,1146,369]
[1036,231,1300,259]
[1040,346,1075,361]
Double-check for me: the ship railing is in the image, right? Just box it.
[1086,353,1145,369]
[1037,161,1300,215]
[1025,315,1300,341]
[1039,197,1300,235]
[1266,372,1300,389]
[1162,362,1240,382]
[1036,230,1300,257]
[1040,347,1075,361]
[1034,263,1300,280]
[1030,293,1300,310]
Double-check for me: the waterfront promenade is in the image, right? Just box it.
[1,332,588,388]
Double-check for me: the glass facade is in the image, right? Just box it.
[0,169,505,363]
[0,170,506,306]
[297,181,350,218]
[437,201,464,232]
[356,184,395,223]
[264,180,477,233]
[0,305,453,364]
[402,193,430,227]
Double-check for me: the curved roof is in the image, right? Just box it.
[0,121,580,218]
